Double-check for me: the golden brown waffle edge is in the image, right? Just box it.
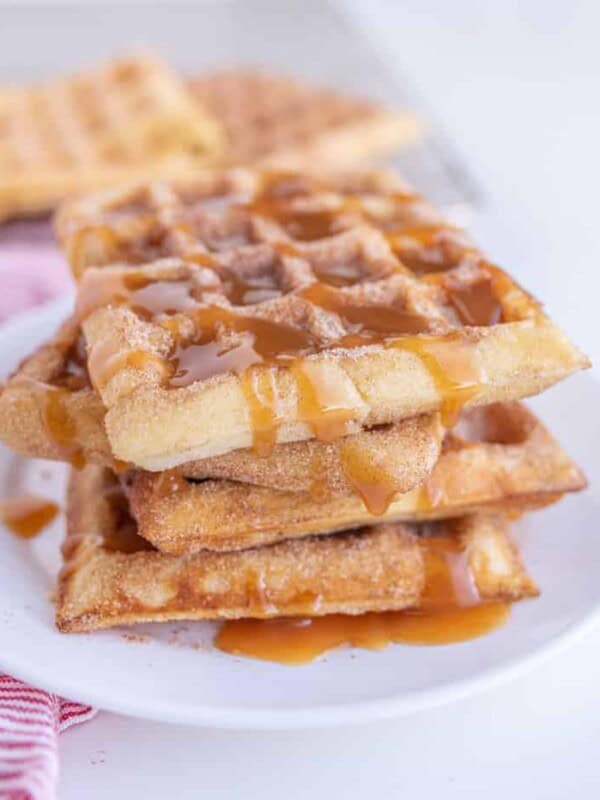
[126,401,585,554]
[57,464,538,633]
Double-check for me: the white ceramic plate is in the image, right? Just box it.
[0,297,598,729]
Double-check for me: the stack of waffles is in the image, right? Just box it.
[0,55,419,222]
[0,167,587,651]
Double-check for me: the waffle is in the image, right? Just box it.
[0,315,443,503]
[0,317,109,466]
[56,464,538,633]
[187,70,422,168]
[178,412,443,500]
[127,402,586,554]
[0,54,223,221]
[54,169,588,469]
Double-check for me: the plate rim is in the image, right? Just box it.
[1,298,599,730]
[1,601,600,730]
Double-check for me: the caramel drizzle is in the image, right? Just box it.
[0,495,59,539]
[214,604,511,664]
[291,361,357,443]
[27,382,85,468]
[73,172,530,455]
[339,439,407,516]
[214,533,509,665]
[390,335,480,427]
[240,367,283,457]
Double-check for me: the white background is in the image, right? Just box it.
[3,0,599,795]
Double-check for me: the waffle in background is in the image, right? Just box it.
[0,54,223,221]
[187,69,422,169]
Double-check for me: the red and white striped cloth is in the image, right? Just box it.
[0,227,96,800]
[0,675,96,800]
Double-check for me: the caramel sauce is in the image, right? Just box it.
[150,468,189,498]
[384,225,472,274]
[300,282,431,340]
[390,335,480,426]
[247,171,355,241]
[292,361,356,442]
[339,438,405,515]
[240,367,282,456]
[215,605,510,664]
[88,341,167,393]
[215,534,510,664]
[76,271,200,322]
[166,306,316,388]
[35,383,85,468]
[0,495,59,539]
[446,276,503,327]
[262,206,344,242]
[74,181,506,453]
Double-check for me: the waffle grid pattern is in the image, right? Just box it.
[59,168,537,335]
[188,70,414,166]
[0,55,223,219]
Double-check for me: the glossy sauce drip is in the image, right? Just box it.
[76,271,200,322]
[88,342,167,393]
[166,306,316,388]
[248,174,345,242]
[24,334,89,466]
[390,335,480,427]
[292,361,356,442]
[339,439,405,515]
[239,367,282,456]
[300,282,431,341]
[76,183,492,452]
[150,469,189,498]
[215,605,510,665]
[270,207,344,242]
[215,534,510,664]
[35,383,86,468]
[384,225,471,274]
[0,495,59,539]
[447,276,504,327]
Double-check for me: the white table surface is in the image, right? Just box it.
[18,0,598,795]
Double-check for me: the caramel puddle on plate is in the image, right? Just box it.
[214,604,511,665]
[0,495,59,539]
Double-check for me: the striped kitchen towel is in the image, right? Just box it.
[0,674,96,800]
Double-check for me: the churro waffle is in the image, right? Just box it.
[0,54,222,221]
[0,315,443,500]
[0,317,109,466]
[54,169,587,469]
[127,402,586,554]
[179,412,442,497]
[188,70,421,168]
[56,465,538,633]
